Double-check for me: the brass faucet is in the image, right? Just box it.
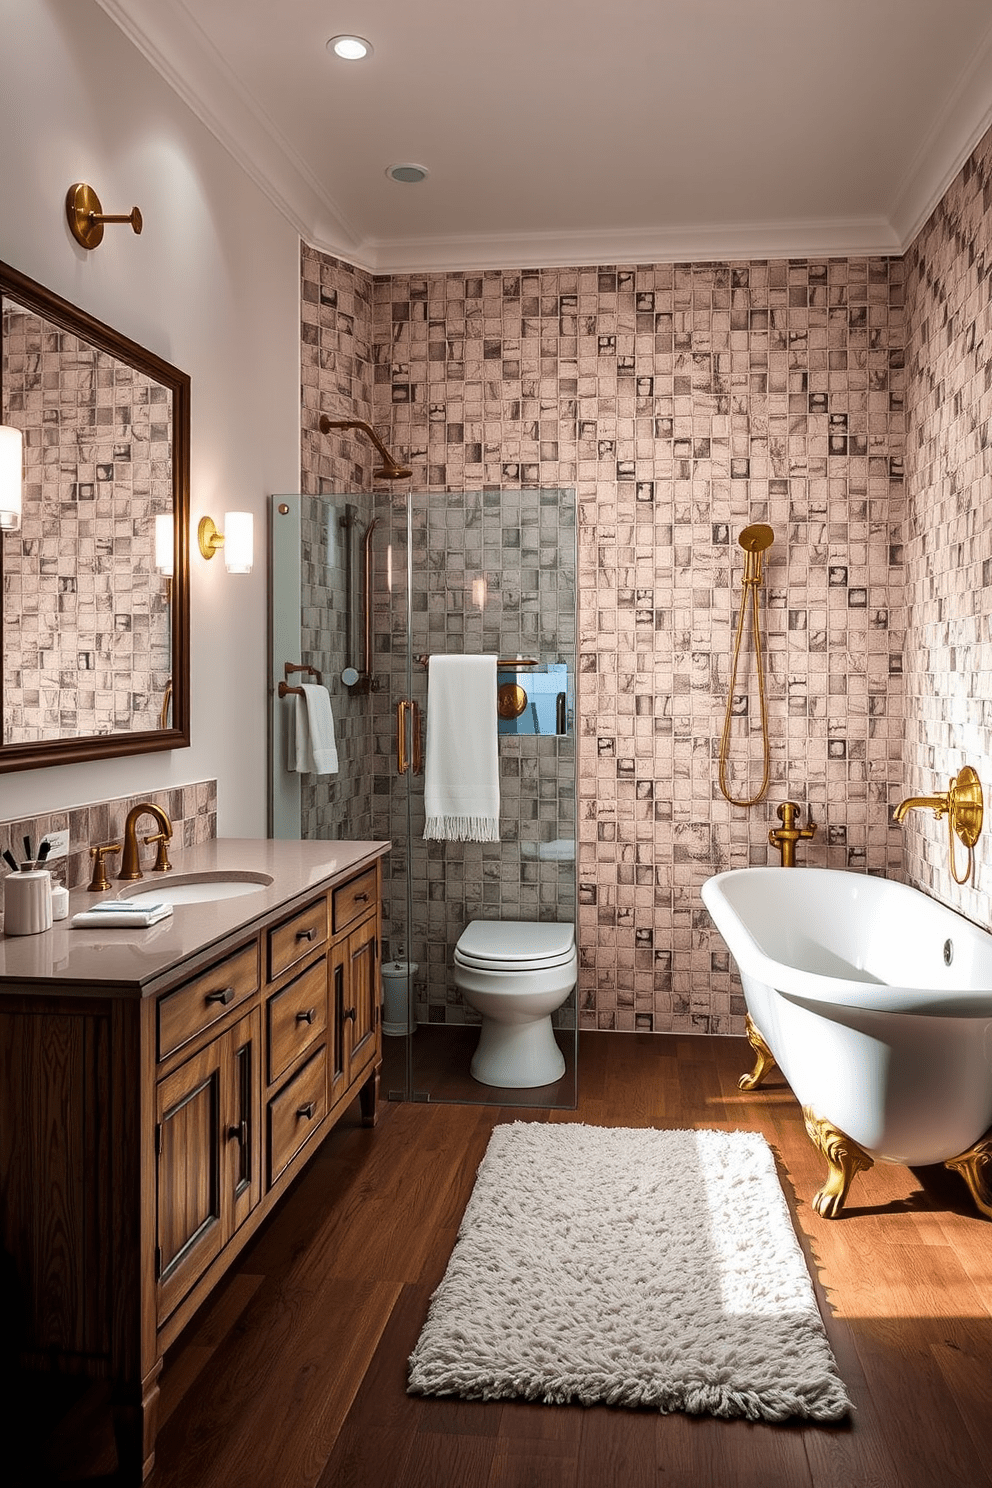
[768,801,817,867]
[893,765,983,885]
[119,802,173,881]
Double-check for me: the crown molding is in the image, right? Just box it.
[96,0,988,276]
[348,217,903,277]
[888,14,992,252]
[93,0,363,255]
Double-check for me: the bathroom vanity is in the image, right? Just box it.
[0,837,388,1483]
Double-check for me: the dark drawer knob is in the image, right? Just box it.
[296,927,317,942]
[228,1120,247,1145]
[343,1006,356,1022]
[353,893,369,903]
[296,1007,316,1025]
[297,1101,316,1120]
[205,986,235,1006]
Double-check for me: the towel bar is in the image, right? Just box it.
[278,662,322,698]
[415,655,538,669]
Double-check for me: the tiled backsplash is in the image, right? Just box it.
[0,779,217,892]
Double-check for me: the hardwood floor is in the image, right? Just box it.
[20,1031,992,1487]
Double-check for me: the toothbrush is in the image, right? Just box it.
[22,836,32,866]
[2,849,18,872]
[36,839,52,867]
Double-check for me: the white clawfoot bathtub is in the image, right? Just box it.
[701,867,992,1218]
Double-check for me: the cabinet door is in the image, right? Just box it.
[156,1008,260,1323]
[329,917,379,1109]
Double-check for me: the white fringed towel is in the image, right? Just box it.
[288,683,339,775]
[424,655,500,841]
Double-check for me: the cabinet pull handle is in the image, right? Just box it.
[296,1007,316,1025]
[206,986,235,1006]
[343,1006,356,1022]
[296,927,317,942]
[228,1120,247,1145]
[297,1101,316,1120]
[354,892,369,903]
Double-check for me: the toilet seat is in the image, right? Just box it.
[454,920,575,972]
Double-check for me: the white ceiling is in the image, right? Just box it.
[97,0,992,273]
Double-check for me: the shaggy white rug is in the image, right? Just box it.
[408,1122,850,1421]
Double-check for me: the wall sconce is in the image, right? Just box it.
[66,183,143,250]
[198,513,253,574]
[0,425,23,532]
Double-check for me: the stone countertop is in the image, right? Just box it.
[0,838,390,993]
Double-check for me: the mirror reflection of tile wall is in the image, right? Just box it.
[1,303,173,743]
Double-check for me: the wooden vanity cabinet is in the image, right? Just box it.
[0,852,383,1485]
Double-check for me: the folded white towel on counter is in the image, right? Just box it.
[71,902,173,928]
[289,683,339,775]
[424,655,500,842]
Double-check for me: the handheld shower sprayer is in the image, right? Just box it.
[718,524,775,808]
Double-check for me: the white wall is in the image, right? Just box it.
[0,0,300,834]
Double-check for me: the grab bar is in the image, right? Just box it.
[396,699,422,775]
[415,655,538,669]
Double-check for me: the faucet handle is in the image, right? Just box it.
[144,832,173,873]
[88,842,122,892]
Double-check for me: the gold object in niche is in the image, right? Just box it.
[66,183,143,251]
[944,1130,992,1219]
[802,1107,874,1219]
[738,1014,777,1091]
[497,682,528,720]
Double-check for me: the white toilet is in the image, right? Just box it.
[453,920,577,1088]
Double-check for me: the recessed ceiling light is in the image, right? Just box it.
[386,163,429,184]
[327,35,373,60]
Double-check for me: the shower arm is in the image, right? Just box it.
[318,414,412,480]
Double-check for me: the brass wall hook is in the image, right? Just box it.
[66,183,143,250]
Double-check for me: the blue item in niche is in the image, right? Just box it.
[497,664,572,736]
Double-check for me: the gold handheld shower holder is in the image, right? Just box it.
[718,524,775,808]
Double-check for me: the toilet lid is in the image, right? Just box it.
[454,919,576,970]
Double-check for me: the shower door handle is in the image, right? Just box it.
[411,700,422,775]
[397,699,409,775]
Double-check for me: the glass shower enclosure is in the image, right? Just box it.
[269,485,577,1107]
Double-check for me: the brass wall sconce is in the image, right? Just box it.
[66,183,143,250]
[0,424,23,531]
[198,513,254,574]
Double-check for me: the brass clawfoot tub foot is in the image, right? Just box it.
[944,1130,992,1219]
[802,1107,874,1218]
[739,1014,777,1091]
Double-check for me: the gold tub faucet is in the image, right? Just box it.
[893,765,983,886]
[119,802,173,881]
[769,801,817,867]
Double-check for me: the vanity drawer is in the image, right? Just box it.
[268,896,329,981]
[158,943,260,1062]
[267,957,328,1084]
[332,867,378,934]
[268,1045,327,1184]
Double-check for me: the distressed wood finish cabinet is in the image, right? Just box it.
[0,840,387,1483]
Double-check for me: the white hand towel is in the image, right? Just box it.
[289,683,339,775]
[424,655,500,841]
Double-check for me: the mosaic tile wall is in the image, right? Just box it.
[373,261,907,1033]
[2,305,173,742]
[902,122,992,922]
[301,249,908,1034]
[299,245,377,842]
[0,779,216,902]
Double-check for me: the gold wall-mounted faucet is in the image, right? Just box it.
[119,802,174,881]
[768,801,817,867]
[893,765,983,885]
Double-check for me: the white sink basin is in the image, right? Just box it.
[117,870,274,907]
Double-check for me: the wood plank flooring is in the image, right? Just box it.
[20,1031,992,1486]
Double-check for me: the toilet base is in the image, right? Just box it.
[470,1013,566,1088]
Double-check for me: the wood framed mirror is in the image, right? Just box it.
[0,258,189,771]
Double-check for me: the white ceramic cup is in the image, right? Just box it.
[4,869,53,935]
